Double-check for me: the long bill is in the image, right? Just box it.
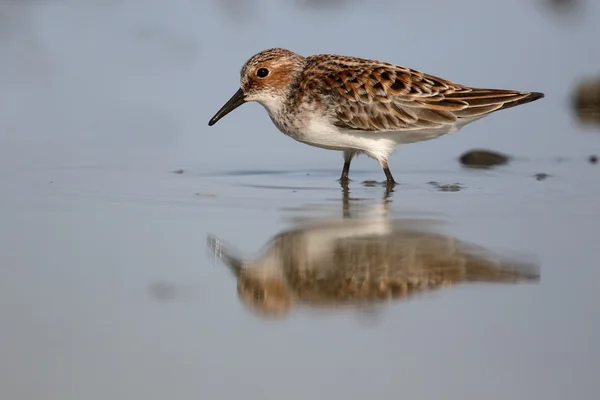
[208,88,246,126]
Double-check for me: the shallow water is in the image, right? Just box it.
[1,1,600,399]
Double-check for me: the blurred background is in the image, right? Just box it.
[1,1,599,399]
[1,0,599,172]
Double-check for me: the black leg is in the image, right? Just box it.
[340,158,351,182]
[339,151,355,184]
[382,161,397,186]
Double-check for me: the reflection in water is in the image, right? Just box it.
[207,190,540,319]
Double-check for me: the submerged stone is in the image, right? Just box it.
[459,149,510,168]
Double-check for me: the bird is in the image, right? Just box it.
[208,48,544,185]
[207,216,540,318]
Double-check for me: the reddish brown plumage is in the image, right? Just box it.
[297,53,544,132]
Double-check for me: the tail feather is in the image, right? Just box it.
[448,90,544,120]
[497,91,545,111]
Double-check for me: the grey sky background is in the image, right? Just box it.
[1,0,599,173]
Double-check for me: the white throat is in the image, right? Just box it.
[256,93,286,118]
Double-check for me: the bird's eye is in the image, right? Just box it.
[252,289,265,301]
[256,68,270,78]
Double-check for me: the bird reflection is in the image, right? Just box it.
[207,188,539,318]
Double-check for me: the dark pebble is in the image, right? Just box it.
[362,180,379,187]
[459,149,510,168]
[428,181,464,192]
[573,77,600,125]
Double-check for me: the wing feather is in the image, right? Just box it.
[300,54,543,133]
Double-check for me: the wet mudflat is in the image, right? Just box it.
[2,1,600,399]
[2,157,599,400]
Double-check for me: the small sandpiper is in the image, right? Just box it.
[208,48,544,185]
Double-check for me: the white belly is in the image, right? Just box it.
[265,102,466,164]
[280,114,460,163]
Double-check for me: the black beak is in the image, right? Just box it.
[208,88,247,126]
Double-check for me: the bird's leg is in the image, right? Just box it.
[339,150,356,185]
[381,160,397,186]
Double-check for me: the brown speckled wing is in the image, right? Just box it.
[301,54,541,132]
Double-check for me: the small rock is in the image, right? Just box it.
[437,184,463,192]
[589,155,598,164]
[172,169,185,174]
[428,181,464,192]
[534,173,550,181]
[362,180,379,187]
[573,77,600,125]
[459,149,510,168]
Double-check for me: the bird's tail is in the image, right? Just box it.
[497,91,545,111]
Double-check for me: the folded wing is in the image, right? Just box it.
[301,55,543,132]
